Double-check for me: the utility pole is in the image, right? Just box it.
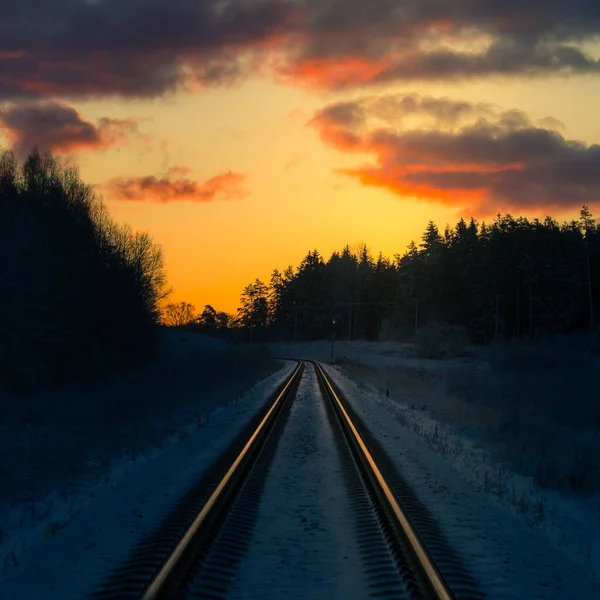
[587,252,595,333]
[495,294,500,341]
[330,319,337,362]
[293,304,298,341]
[414,298,419,338]
[516,283,520,339]
[591,324,600,354]
[348,304,352,341]
[582,207,595,334]
[529,281,533,340]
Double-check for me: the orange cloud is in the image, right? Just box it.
[0,51,27,60]
[339,167,488,207]
[105,168,248,203]
[309,94,600,215]
[274,55,393,89]
[3,1,600,101]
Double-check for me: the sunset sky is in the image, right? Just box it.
[2,1,600,313]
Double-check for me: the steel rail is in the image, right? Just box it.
[139,360,304,600]
[313,361,456,600]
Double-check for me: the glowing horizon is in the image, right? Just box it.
[2,1,600,314]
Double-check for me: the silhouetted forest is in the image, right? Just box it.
[9,146,596,376]
[0,149,169,391]
[227,209,600,344]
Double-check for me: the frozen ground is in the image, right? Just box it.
[3,334,598,598]
[321,363,600,599]
[227,363,369,599]
[271,340,600,595]
[0,332,279,584]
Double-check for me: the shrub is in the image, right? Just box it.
[415,321,470,359]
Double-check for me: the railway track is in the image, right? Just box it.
[94,361,482,600]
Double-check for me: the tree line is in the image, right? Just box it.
[0,149,169,391]
[185,207,600,344]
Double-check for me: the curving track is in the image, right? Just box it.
[93,361,482,600]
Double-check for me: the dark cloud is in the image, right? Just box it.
[275,0,600,88]
[0,100,139,158]
[105,167,248,203]
[0,0,296,99]
[1,0,600,99]
[308,94,600,214]
[363,40,600,86]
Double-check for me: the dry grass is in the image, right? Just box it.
[415,321,471,359]
[330,340,600,568]
[443,338,600,495]
[337,336,600,496]
[0,335,276,509]
[0,334,279,570]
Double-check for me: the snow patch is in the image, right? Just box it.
[0,350,294,598]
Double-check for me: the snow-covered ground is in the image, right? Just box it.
[226,363,369,599]
[0,332,287,596]
[3,334,598,598]
[271,340,600,597]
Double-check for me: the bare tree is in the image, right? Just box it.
[162,302,197,327]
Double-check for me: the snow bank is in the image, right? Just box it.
[270,340,600,587]
[0,333,277,576]
[323,362,600,599]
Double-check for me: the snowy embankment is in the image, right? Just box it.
[271,340,600,597]
[0,331,292,597]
